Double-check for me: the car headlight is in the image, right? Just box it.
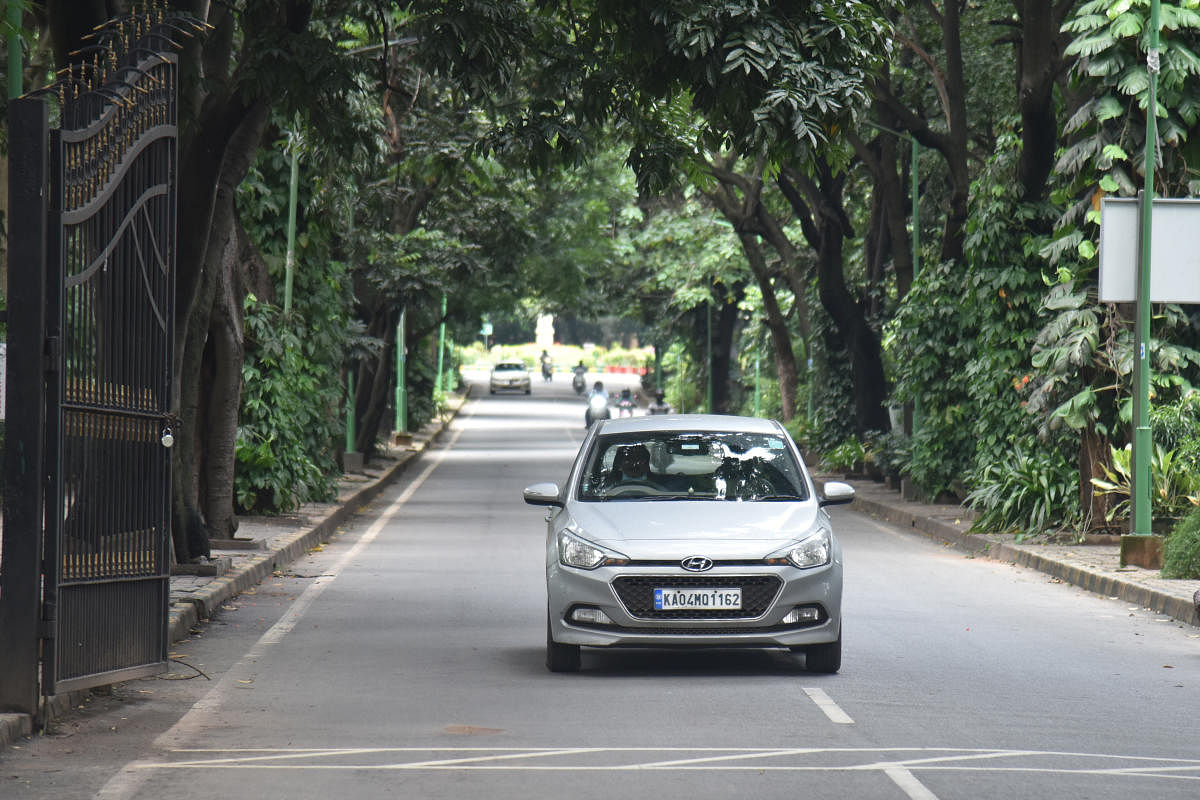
[558,529,629,570]
[767,527,832,569]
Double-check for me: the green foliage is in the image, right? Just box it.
[236,297,342,513]
[1090,443,1200,523]
[821,436,866,473]
[866,429,910,481]
[408,1,893,188]
[1062,0,1200,201]
[966,445,1082,539]
[1162,507,1200,578]
[1151,392,1200,470]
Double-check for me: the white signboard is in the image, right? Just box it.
[1099,197,1200,303]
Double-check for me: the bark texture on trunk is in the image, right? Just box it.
[780,165,891,437]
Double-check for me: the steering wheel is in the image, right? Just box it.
[606,481,657,498]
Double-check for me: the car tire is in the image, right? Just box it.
[525,387,531,395]
[546,615,581,673]
[803,629,841,674]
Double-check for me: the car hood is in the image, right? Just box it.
[567,500,822,559]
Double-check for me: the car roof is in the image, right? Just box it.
[594,414,784,435]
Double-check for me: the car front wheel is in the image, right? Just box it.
[546,615,581,672]
[801,629,841,674]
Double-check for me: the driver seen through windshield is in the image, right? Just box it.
[578,432,810,502]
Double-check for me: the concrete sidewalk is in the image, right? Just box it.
[0,391,468,750]
[836,474,1200,630]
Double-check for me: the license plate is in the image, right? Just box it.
[654,587,742,610]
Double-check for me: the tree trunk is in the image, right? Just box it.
[740,235,798,420]
[710,285,744,414]
[1079,422,1111,531]
[780,165,891,437]
[199,218,253,539]
[355,308,399,455]
[702,157,800,420]
[1013,0,1078,203]
[173,100,270,557]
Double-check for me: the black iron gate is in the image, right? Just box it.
[1,12,179,706]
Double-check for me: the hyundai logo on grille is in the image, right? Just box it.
[681,556,714,572]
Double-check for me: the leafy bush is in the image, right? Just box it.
[966,445,1081,539]
[236,297,342,513]
[1090,443,1200,526]
[1163,508,1200,579]
[821,436,866,473]
[866,428,910,481]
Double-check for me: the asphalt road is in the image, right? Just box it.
[4,375,1198,800]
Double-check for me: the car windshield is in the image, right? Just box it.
[494,363,526,372]
[577,430,810,502]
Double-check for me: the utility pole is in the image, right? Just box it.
[911,136,922,437]
[1126,0,1161,564]
[706,302,713,413]
[434,294,447,396]
[8,0,21,99]
[283,140,300,314]
[394,307,409,444]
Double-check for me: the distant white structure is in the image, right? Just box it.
[536,314,555,349]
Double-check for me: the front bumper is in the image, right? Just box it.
[547,560,842,649]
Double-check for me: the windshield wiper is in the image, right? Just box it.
[637,493,718,501]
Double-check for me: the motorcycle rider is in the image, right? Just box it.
[617,387,636,417]
[585,380,610,427]
[647,390,671,415]
[539,350,553,381]
[571,361,588,394]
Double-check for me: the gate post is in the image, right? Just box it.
[0,97,49,717]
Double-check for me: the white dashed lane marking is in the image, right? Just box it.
[803,686,855,724]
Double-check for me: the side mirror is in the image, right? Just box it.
[523,482,563,507]
[819,481,855,507]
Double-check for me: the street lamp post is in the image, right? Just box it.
[394,306,410,445]
[1125,0,1161,566]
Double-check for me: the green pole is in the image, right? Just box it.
[1132,0,1161,538]
[706,302,713,413]
[654,344,663,392]
[434,294,447,395]
[395,307,408,434]
[678,358,686,415]
[346,368,357,453]
[283,143,300,314]
[8,1,21,99]
[911,135,922,438]
[753,350,761,417]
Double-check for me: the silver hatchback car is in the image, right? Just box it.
[524,414,853,673]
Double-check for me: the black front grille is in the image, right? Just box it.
[612,575,782,619]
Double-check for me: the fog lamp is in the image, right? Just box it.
[782,606,822,625]
[571,607,613,625]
